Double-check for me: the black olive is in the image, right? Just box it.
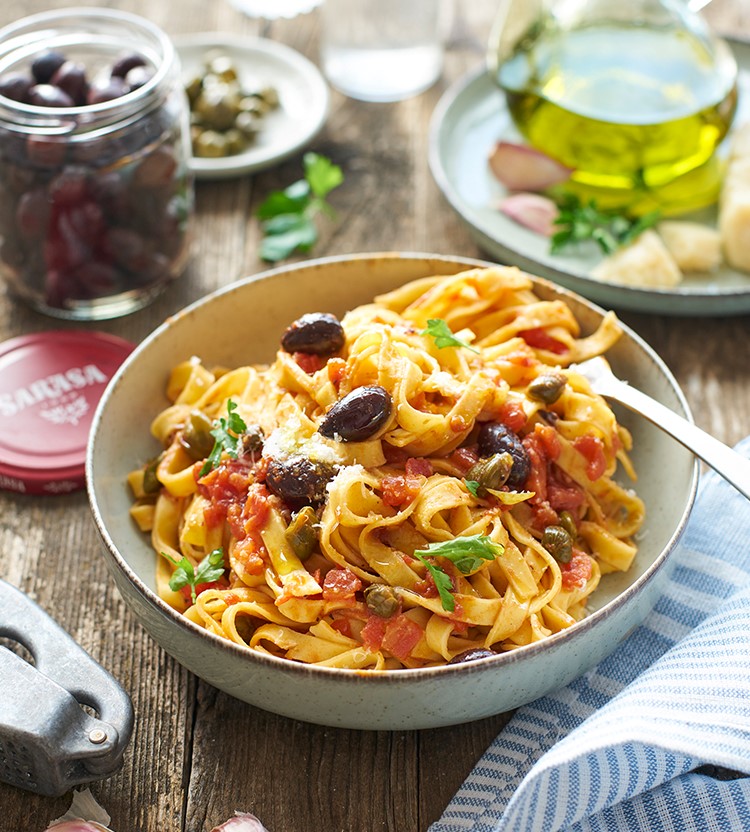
[87,77,129,105]
[542,525,573,564]
[31,50,66,84]
[318,386,392,442]
[265,456,336,509]
[281,312,345,356]
[110,52,147,79]
[447,648,496,665]
[364,584,400,618]
[50,61,89,106]
[476,422,530,489]
[0,71,33,103]
[27,84,74,108]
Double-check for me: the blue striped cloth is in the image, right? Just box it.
[430,437,750,832]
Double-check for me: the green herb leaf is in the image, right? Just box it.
[550,195,660,256]
[163,547,225,604]
[423,534,504,574]
[413,534,504,612]
[257,153,344,262]
[199,400,248,476]
[412,552,458,612]
[421,318,479,353]
[464,479,482,497]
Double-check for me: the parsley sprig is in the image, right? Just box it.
[257,152,344,262]
[199,399,247,477]
[163,547,225,604]
[421,318,479,354]
[551,195,660,256]
[413,535,504,612]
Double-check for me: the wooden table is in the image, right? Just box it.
[1,2,749,830]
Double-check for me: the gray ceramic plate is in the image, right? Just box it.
[175,33,329,180]
[87,253,697,729]
[429,39,750,316]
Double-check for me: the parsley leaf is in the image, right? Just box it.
[550,195,660,256]
[257,152,344,262]
[163,547,225,604]
[421,318,479,353]
[199,400,247,477]
[464,479,482,498]
[413,534,504,612]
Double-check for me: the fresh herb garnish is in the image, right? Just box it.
[421,318,479,353]
[257,152,344,262]
[464,479,482,498]
[413,534,504,612]
[550,195,660,256]
[163,547,225,604]
[199,399,247,476]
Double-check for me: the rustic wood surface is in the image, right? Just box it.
[1,1,749,830]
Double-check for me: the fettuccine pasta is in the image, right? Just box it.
[128,266,644,669]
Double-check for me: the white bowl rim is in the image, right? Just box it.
[86,251,699,685]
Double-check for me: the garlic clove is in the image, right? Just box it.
[488,141,572,192]
[47,789,113,832]
[498,192,558,236]
[210,811,271,832]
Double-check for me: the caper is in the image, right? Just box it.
[447,648,496,664]
[318,386,392,443]
[241,424,265,456]
[265,456,337,509]
[142,455,162,494]
[224,127,248,155]
[364,584,400,618]
[527,372,567,405]
[206,55,238,82]
[180,410,215,460]
[281,312,345,356]
[285,506,318,560]
[185,75,203,104]
[559,510,577,540]
[194,130,228,158]
[194,87,240,131]
[257,85,280,108]
[466,452,514,497]
[476,422,530,489]
[235,110,259,138]
[542,525,573,564]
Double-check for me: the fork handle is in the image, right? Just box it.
[602,379,750,502]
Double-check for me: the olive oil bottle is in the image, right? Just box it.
[489,2,738,215]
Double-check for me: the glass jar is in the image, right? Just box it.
[0,8,193,320]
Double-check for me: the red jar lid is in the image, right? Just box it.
[0,330,134,495]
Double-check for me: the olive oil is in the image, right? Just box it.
[495,24,738,214]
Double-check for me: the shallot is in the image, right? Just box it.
[488,141,571,192]
[210,811,271,832]
[498,193,558,236]
[46,789,113,832]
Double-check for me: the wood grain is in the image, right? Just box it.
[0,2,749,831]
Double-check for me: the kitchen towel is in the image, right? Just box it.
[430,436,750,832]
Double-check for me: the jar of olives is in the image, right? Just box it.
[0,9,194,319]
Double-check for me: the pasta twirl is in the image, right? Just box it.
[129,266,644,669]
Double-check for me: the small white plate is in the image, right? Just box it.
[174,33,329,180]
[429,38,750,316]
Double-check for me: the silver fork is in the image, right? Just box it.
[572,356,750,501]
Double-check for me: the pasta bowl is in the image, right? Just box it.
[86,253,697,729]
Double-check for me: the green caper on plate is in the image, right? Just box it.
[186,49,279,158]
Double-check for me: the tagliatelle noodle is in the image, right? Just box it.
[128,266,645,669]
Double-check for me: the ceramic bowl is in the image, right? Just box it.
[86,253,698,730]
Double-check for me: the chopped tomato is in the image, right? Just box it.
[361,614,387,651]
[547,479,585,511]
[199,458,255,526]
[381,614,423,662]
[180,576,228,603]
[322,568,362,601]
[450,415,469,433]
[530,500,559,530]
[232,537,266,575]
[242,483,271,535]
[560,549,593,590]
[383,443,410,465]
[518,327,568,355]
[532,422,560,460]
[381,473,424,507]
[293,351,326,374]
[498,399,527,432]
[330,617,353,638]
[573,435,607,481]
[523,434,547,503]
[448,446,479,474]
[405,457,433,478]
